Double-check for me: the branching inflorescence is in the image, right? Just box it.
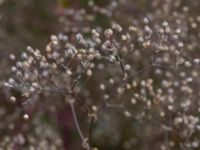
[4,0,200,149]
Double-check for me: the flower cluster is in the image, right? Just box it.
[4,0,200,149]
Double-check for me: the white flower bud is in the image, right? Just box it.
[184,61,192,67]
[124,111,131,117]
[143,17,149,24]
[125,64,131,71]
[51,35,58,41]
[66,69,72,76]
[194,58,200,64]
[121,35,127,41]
[178,42,183,48]
[9,54,16,60]
[8,78,15,84]
[76,33,83,41]
[11,66,17,72]
[87,69,92,77]
[10,96,16,102]
[23,114,29,120]
[21,52,28,59]
[32,82,39,88]
[162,21,168,27]
[104,28,113,38]
[4,82,13,88]
[131,98,137,104]
[186,77,193,82]
[174,117,183,125]
[138,37,144,43]
[112,24,122,32]
[27,46,34,53]
[100,84,105,90]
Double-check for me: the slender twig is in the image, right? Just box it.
[119,60,126,79]
[70,101,85,141]
[152,51,158,65]
[89,117,95,150]
[71,92,91,113]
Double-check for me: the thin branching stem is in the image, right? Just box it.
[70,101,85,141]
[89,117,95,150]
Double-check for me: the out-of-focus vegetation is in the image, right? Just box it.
[0,0,62,149]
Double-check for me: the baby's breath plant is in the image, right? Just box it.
[4,0,200,150]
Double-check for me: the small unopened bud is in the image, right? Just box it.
[194,59,200,64]
[32,82,39,88]
[4,82,13,88]
[51,35,58,41]
[162,21,168,27]
[124,111,131,117]
[87,69,92,77]
[16,71,22,77]
[121,35,127,41]
[131,98,137,104]
[21,52,28,59]
[109,78,114,84]
[8,78,15,84]
[92,105,98,112]
[76,33,83,41]
[138,37,144,43]
[9,54,16,60]
[100,84,105,90]
[46,45,51,52]
[143,17,149,24]
[184,61,192,67]
[104,28,113,38]
[27,46,34,53]
[112,24,122,32]
[11,66,17,72]
[10,96,16,102]
[125,64,131,71]
[23,114,29,120]
[186,77,193,82]
[66,69,72,76]
[129,26,138,32]
[178,42,183,48]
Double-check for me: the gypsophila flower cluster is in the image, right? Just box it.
[4,0,200,149]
